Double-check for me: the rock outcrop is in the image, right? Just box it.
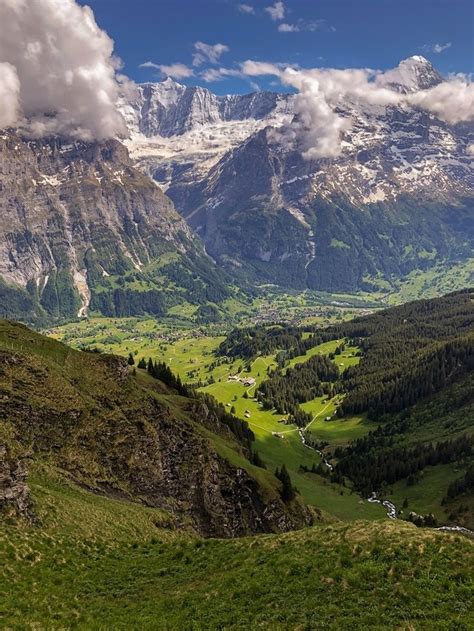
[0,446,32,521]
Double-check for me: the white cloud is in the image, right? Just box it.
[240,59,474,159]
[0,0,127,139]
[423,42,452,54]
[193,42,229,67]
[0,62,20,128]
[200,67,243,82]
[240,60,285,76]
[278,23,299,32]
[265,2,285,21]
[238,4,255,14]
[140,61,193,79]
[278,20,327,33]
[408,78,474,124]
[140,61,161,70]
[467,143,474,155]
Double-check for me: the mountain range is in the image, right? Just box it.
[0,56,472,322]
[124,56,474,292]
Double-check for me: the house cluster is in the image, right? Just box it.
[228,375,256,387]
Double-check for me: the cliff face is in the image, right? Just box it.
[0,321,314,537]
[0,131,229,323]
[0,445,33,522]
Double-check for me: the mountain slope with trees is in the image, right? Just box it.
[0,319,313,536]
[0,132,231,325]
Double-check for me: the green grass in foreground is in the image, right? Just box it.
[1,468,473,630]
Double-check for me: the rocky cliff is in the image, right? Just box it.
[0,131,229,323]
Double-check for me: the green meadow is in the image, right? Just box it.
[50,319,386,521]
[2,466,472,630]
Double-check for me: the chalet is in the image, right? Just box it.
[242,377,256,386]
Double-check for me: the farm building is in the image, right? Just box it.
[242,377,256,386]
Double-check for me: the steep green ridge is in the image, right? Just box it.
[1,467,473,629]
[0,320,313,536]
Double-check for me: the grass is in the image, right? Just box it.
[1,469,473,629]
[198,341,384,521]
[385,259,474,305]
[389,463,472,521]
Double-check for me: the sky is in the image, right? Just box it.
[0,0,472,148]
[82,0,473,94]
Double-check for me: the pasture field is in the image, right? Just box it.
[389,463,471,522]
[199,343,383,520]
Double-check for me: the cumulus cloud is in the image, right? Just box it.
[0,0,127,139]
[0,62,20,128]
[238,4,255,14]
[423,42,452,54]
[193,42,229,66]
[278,23,299,32]
[408,78,474,124]
[140,61,194,79]
[265,1,285,20]
[240,59,474,159]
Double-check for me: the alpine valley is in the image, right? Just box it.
[1,1,474,629]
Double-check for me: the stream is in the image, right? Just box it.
[367,492,397,519]
[298,429,333,470]
[297,429,474,534]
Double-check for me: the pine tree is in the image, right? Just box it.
[127,353,135,366]
[276,464,295,502]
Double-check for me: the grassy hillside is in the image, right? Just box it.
[0,320,313,537]
[1,467,473,629]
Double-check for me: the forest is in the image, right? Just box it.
[220,290,474,422]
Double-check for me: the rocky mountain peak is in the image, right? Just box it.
[160,76,185,88]
[380,55,444,93]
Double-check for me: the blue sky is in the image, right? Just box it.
[83,0,473,94]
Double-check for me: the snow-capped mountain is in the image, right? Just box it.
[378,55,444,93]
[121,57,474,291]
[122,77,293,137]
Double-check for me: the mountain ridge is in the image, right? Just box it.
[123,57,474,292]
[0,130,231,323]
